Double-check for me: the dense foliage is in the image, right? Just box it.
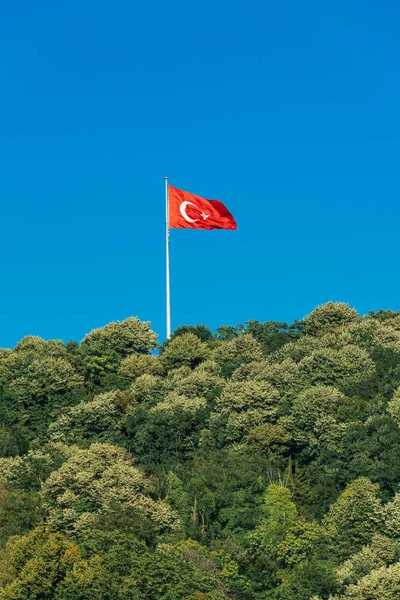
[2,306,400,598]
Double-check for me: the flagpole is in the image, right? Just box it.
[165,176,171,339]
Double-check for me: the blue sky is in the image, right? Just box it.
[1,0,399,347]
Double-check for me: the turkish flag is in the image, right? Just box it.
[168,185,237,230]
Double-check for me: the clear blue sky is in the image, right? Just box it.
[1,0,399,347]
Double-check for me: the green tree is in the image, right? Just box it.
[336,534,400,588]
[212,334,265,378]
[281,385,349,451]
[273,560,337,600]
[334,561,400,599]
[338,413,400,501]
[165,472,193,527]
[0,442,76,492]
[214,325,243,341]
[231,358,300,396]
[379,364,400,399]
[129,373,165,406]
[302,302,359,336]
[41,443,180,535]
[49,392,125,445]
[0,426,25,458]
[384,493,400,539]
[160,334,211,371]
[0,341,85,440]
[388,387,400,427]
[133,393,207,459]
[244,319,300,353]
[342,318,400,353]
[165,368,224,401]
[343,319,400,377]
[298,346,375,396]
[165,325,213,344]
[324,478,384,559]
[0,527,108,600]
[80,318,157,391]
[81,318,157,357]
[210,380,280,443]
[0,486,43,545]
[248,485,299,582]
[75,531,243,600]
[118,353,164,382]
[185,447,268,541]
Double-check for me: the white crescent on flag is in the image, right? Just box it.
[180,201,198,223]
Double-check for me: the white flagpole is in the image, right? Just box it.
[165,176,171,339]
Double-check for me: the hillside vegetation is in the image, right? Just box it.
[2,303,400,599]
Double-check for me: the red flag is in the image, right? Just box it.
[168,185,237,230]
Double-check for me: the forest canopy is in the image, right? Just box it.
[2,305,400,599]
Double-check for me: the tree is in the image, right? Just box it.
[184,447,269,541]
[269,331,344,364]
[9,357,84,406]
[277,519,330,569]
[164,325,213,344]
[367,309,400,322]
[302,302,359,336]
[336,534,400,588]
[248,484,300,583]
[128,373,165,406]
[335,561,400,599]
[379,364,400,399]
[244,319,300,353]
[343,319,400,377]
[212,334,265,378]
[0,426,25,458]
[133,393,207,459]
[80,318,158,391]
[0,341,85,440]
[281,385,349,450]
[214,325,243,341]
[210,380,280,443]
[165,367,224,401]
[160,334,211,371]
[0,486,43,545]
[0,527,108,600]
[272,559,337,600]
[231,358,300,396]
[118,353,164,382]
[384,493,400,539]
[298,346,375,396]
[73,530,245,600]
[246,423,291,457]
[165,472,193,527]
[343,318,400,352]
[324,478,384,559]
[0,442,75,492]
[41,443,180,535]
[339,413,400,500]
[49,392,125,445]
[388,387,400,427]
[81,318,157,357]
